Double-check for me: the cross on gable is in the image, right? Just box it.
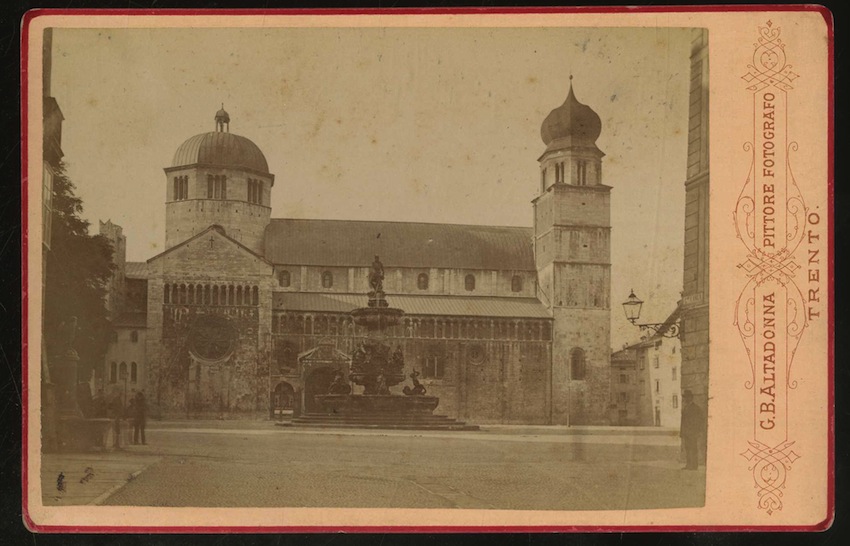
[209,235,215,249]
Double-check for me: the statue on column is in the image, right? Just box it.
[368,255,384,293]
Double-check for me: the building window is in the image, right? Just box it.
[655,380,661,393]
[570,348,586,380]
[252,285,259,306]
[577,160,588,185]
[653,355,660,368]
[672,394,679,409]
[119,361,127,381]
[464,274,476,291]
[109,362,117,384]
[618,392,628,403]
[619,373,628,384]
[322,271,334,289]
[207,175,227,199]
[173,176,189,200]
[511,275,523,293]
[279,270,291,287]
[554,161,566,184]
[672,366,677,381]
[130,330,139,343]
[417,273,429,291]
[130,362,138,383]
[423,355,444,379]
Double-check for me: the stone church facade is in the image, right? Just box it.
[100,88,613,425]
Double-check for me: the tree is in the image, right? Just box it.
[43,162,114,383]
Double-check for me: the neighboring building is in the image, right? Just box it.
[609,347,643,425]
[611,307,682,427]
[680,30,710,434]
[41,27,63,450]
[101,82,614,424]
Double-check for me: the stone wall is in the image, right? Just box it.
[272,264,539,298]
[549,307,611,425]
[164,165,273,254]
[145,228,276,416]
[681,28,710,453]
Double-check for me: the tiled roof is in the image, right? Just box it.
[273,292,551,319]
[264,219,535,270]
[125,262,150,279]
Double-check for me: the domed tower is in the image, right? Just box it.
[163,107,274,253]
[533,78,611,425]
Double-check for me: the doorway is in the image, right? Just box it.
[304,367,336,413]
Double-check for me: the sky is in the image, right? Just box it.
[50,25,695,350]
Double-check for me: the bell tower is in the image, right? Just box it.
[533,78,612,425]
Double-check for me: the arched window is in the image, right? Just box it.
[109,362,117,384]
[511,275,523,293]
[130,330,139,343]
[188,284,195,304]
[417,273,429,290]
[464,274,476,291]
[279,270,291,287]
[119,361,127,380]
[570,348,587,380]
[179,284,187,304]
[164,284,170,304]
[252,286,259,306]
[322,271,334,289]
[228,285,235,305]
[130,362,138,383]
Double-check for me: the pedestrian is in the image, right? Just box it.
[132,391,147,445]
[107,392,124,449]
[680,389,705,470]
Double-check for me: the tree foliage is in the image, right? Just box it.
[44,162,114,382]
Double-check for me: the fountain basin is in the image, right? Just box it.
[351,306,404,331]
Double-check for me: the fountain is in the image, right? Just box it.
[289,256,476,430]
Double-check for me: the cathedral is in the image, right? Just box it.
[100,83,612,425]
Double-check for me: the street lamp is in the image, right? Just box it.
[621,290,680,338]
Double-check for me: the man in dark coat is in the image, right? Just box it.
[132,391,147,445]
[680,389,706,470]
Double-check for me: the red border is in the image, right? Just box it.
[20,4,835,534]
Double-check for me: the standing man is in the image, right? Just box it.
[132,391,147,445]
[680,389,705,470]
[107,391,124,449]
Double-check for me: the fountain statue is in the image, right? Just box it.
[314,255,439,416]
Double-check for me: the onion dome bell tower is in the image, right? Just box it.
[164,106,274,254]
[533,78,612,425]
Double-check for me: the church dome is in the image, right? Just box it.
[172,131,269,174]
[540,81,602,147]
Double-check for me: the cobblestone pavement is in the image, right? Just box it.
[94,422,705,510]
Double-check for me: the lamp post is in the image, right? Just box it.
[622,290,680,338]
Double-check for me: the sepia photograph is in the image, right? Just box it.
[35,22,711,514]
[24,8,832,531]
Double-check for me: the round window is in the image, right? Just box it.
[190,315,236,360]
